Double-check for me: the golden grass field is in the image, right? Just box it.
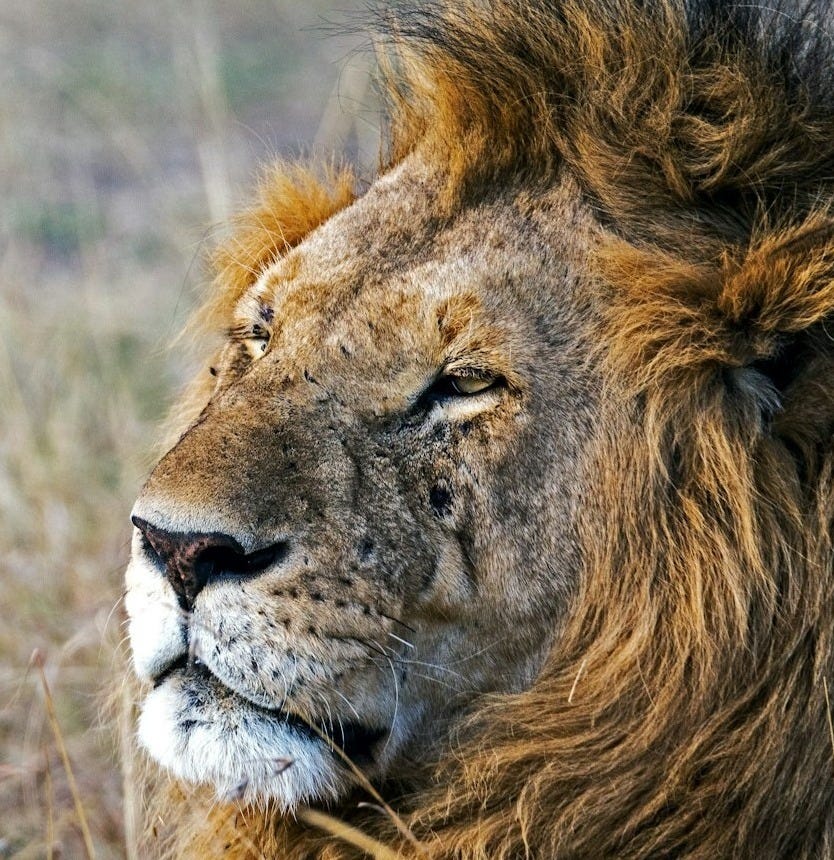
[0,2,373,854]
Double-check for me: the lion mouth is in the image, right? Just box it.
[153,655,386,764]
[152,654,190,688]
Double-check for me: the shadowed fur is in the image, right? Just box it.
[128,1,834,857]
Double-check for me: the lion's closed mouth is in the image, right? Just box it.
[154,655,385,763]
[152,654,189,689]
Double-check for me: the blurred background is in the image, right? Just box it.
[0,1,375,855]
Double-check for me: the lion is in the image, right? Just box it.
[124,1,834,856]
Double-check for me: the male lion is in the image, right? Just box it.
[125,0,834,856]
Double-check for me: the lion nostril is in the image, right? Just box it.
[131,515,289,609]
[243,542,289,573]
[193,553,218,583]
[138,532,165,572]
[193,542,288,577]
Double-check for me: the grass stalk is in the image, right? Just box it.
[304,721,426,856]
[44,748,54,860]
[119,680,140,860]
[299,807,403,860]
[33,650,97,860]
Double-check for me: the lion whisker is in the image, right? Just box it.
[386,631,415,650]
[368,637,400,656]
[330,635,473,684]
[386,655,469,683]
[315,690,336,738]
[397,670,468,694]
[380,653,399,753]
[377,611,417,633]
[102,594,126,636]
[322,684,363,723]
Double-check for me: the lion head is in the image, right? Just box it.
[126,2,834,857]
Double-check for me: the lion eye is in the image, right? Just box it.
[228,322,271,359]
[448,373,497,395]
[241,333,270,359]
[415,369,502,411]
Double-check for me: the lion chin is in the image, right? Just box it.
[137,669,342,810]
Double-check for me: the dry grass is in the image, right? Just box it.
[0,1,374,855]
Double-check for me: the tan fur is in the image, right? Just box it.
[207,162,355,326]
[130,2,834,857]
[165,162,355,442]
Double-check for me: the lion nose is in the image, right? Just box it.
[131,515,289,610]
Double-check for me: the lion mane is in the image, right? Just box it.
[139,1,834,856]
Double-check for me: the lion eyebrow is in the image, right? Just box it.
[232,285,277,330]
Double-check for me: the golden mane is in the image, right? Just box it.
[372,2,834,855]
[206,162,356,330]
[147,2,834,856]
[402,224,834,856]
[378,0,834,244]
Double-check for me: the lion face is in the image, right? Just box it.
[125,157,597,808]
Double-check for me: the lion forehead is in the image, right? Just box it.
[228,186,553,399]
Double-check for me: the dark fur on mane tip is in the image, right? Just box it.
[373,0,834,247]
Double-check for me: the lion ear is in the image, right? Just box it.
[599,215,834,428]
[717,216,834,420]
[203,162,355,331]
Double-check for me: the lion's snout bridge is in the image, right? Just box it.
[132,515,290,610]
